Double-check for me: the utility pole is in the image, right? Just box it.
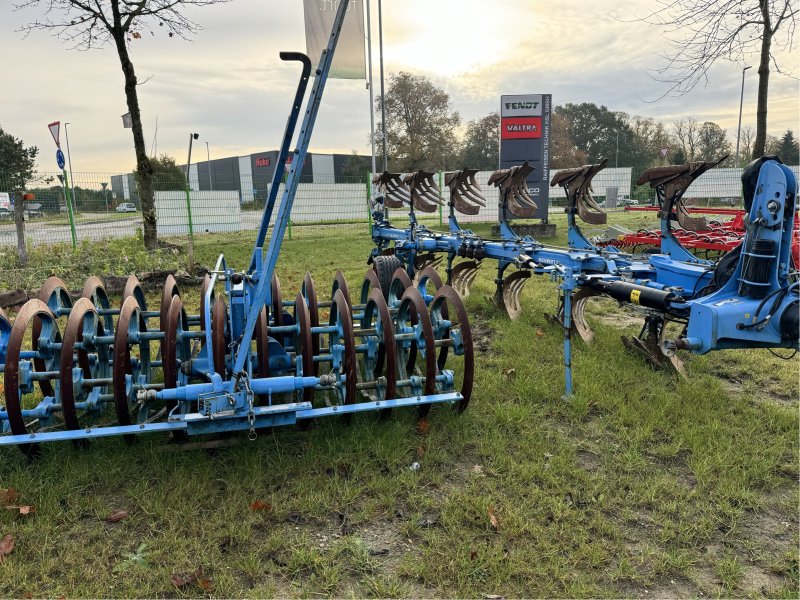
[205,141,213,191]
[366,0,377,181]
[378,0,387,171]
[185,132,198,270]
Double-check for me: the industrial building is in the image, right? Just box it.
[110,150,371,204]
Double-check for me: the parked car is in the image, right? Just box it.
[116,202,137,213]
[24,209,44,219]
[0,207,13,220]
[624,199,640,207]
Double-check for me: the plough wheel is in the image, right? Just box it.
[360,267,382,307]
[302,272,321,364]
[332,270,352,309]
[113,296,152,440]
[60,298,109,435]
[429,285,474,413]
[163,295,190,391]
[81,276,113,333]
[159,274,180,332]
[329,289,358,423]
[4,299,61,457]
[397,287,436,418]
[271,272,284,327]
[449,260,480,298]
[255,307,270,378]
[211,297,229,379]
[294,292,315,402]
[34,276,72,398]
[495,270,531,320]
[122,274,147,310]
[372,254,404,299]
[362,288,397,420]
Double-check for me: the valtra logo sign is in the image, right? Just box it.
[501,117,542,140]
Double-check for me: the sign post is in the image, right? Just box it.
[499,94,552,221]
[47,120,77,249]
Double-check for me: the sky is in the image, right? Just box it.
[0,0,798,176]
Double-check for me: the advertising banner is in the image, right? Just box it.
[303,0,366,79]
[499,93,552,219]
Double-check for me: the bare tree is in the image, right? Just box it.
[672,117,701,161]
[739,125,756,165]
[639,0,798,158]
[14,0,230,251]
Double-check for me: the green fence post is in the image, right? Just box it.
[438,170,443,228]
[184,184,195,270]
[366,171,373,235]
[63,169,77,249]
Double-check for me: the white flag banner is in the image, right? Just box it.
[303,0,365,79]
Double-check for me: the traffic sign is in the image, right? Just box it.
[659,147,669,158]
[56,148,66,170]
[48,121,61,148]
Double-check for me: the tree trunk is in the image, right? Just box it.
[14,191,27,266]
[112,32,157,250]
[752,1,772,159]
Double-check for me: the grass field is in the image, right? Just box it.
[0,212,797,598]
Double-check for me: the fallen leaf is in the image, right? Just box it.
[22,592,33,599]
[471,464,484,475]
[132,32,141,39]
[484,595,505,599]
[250,500,272,512]
[0,534,15,562]
[416,446,426,459]
[171,566,202,588]
[0,489,19,505]
[535,328,544,337]
[416,419,431,436]
[18,506,34,516]
[198,577,214,592]
[105,509,129,523]
[502,368,516,380]
[488,504,500,531]
[470,549,478,560]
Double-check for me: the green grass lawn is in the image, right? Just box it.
[0,212,797,598]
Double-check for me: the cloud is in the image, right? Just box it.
[1,0,797,175]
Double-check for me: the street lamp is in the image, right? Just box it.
[205,141,213,191]
[734,65,752,168]
[186,132,199,187]
[184,133,199,269]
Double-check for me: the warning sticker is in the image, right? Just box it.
[630,289,641,304]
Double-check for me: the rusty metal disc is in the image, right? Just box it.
[1,307,12,366]
[302,272,320,364]
[294,292,315,404]
[122,274,147,311]
[398,287,436,418]
[81,275,113,334]
[60,298,100,431]
[211,297,228,379]
[360,267,382,307]
[330,289,357,423]
[159,274,180,332]
[331,270,352,309]
[387,268,412,309]
[113,296,151,437]
[4,299,60,457]
[163,294,189,390]
[34,277,72,398]
[364,288,397,420]
[430,286,474,413]
[571,287,601,343]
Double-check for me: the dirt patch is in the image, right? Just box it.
[469,316,496,355]
[576,449,601,472]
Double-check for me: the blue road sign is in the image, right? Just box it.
[56,148,66,170]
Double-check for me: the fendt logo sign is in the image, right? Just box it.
[501,94,543,117]
[501,117,542,140]
[504,101,539,112]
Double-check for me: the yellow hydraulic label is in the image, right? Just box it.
[630,289,641,304]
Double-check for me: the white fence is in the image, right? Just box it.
[155,191,241,235]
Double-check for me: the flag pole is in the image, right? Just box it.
[378,0,387,171]
[366,0,377,181]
